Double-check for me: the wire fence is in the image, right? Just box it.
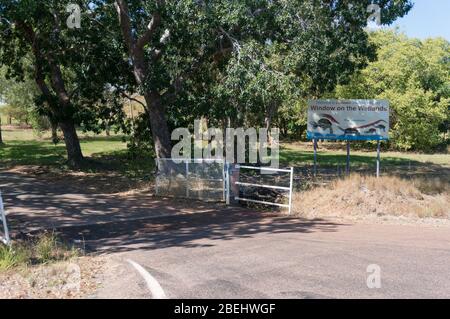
[154,157,449,211]
[293,161,450,191]
[155,159,225,202]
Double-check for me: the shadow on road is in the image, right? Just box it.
[54,210,344,254]
[1,170,345,254]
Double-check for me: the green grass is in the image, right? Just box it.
[0,128,156,181]
[1,129,448,175]
[1,128,127,157]
[0,233,80,272]
[279,142,450,168]
[0,244,30,271]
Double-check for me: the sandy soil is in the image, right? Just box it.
[0,256,104,299]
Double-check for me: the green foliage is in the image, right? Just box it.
[0,0,414,157]
[386,87,447,151]
[0,243,31,271]
[0,67,51,131]
[202,0,412,136]
[335,30,450,152]
[0,1,131,145]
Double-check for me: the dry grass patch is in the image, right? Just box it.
[0,233,103,299]
[0,257,103,299]
[293,174,450,220]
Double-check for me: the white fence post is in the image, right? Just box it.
[155,159,159,196]
[185,161,190,198]
[0,191,11,246]
[225,162,230,205]
[288,167,294,215]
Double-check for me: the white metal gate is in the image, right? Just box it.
[230,165,294,214]
[155,159,294,214]
[0,191,11,245]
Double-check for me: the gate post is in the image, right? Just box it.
[288,167,294,215]
[0,191,11,246]
[225,162,230,205]
[185,161,189,198]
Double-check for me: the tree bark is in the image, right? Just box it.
[59,120,83,167]
[143,92,172,158]
[264,102,278,145]
[115,0,172,159]
[20,21,84,166]
[51,121,59,144]
[0,116,4,145]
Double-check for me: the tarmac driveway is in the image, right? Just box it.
[97,214,450,299]
[1,169,450,299]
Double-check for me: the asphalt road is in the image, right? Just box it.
[2,170,449,299]
[93,212,450,299]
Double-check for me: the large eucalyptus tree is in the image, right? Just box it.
[110,0,412,156]
[0,0,129,166]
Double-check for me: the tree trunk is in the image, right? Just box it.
[265,102,278,145]
[144,92,172,158]
[115,0,172,159]
[0,116,3,145]
[51,121,59,145]
[20,20,84,167]
[59,120,83,167]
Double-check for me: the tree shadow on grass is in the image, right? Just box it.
[0,141,66,167]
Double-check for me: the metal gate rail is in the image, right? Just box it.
[232,165,294,214]
[0,191,11,245]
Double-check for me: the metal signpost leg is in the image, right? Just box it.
[376,140,381,178]
[313,139,318,177]
[346,140,350,175]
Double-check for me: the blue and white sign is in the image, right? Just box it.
[307,100,389,141]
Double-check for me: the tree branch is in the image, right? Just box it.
[114,88,147,109]
[115,0,135,55]
[135,13,161,50]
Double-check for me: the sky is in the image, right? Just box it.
[391,0,450,40]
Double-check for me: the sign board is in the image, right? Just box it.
[307,100,389,141]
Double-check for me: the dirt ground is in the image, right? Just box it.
[0,256,104,299]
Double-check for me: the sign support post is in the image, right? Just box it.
[376,140,381,178]
[313,139,318,176]
[346,140,350,175]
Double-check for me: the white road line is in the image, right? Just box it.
[127,259,167,299]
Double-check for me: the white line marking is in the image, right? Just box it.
[127,259,167,299]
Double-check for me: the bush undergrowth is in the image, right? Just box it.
[0,232,81,272]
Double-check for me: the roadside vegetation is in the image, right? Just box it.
[0,233,101,299]
[0,232,80,272]
[293,175,450,220]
